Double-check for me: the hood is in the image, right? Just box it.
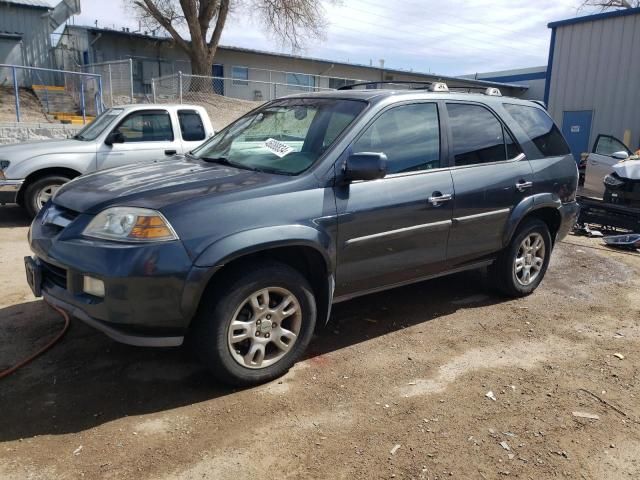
[0,138,95,164]
[612,158,640,180]
[53,157,284,214]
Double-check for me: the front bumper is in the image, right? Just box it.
[27,204,198,346]
[0,179,23,204]
[557,200,580,241]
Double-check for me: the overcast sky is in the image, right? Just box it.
[67,0,601,76]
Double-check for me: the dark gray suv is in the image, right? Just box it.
[25,83,579,385]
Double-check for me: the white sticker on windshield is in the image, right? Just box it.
[264,138,294,158]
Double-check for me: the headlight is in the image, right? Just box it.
[604,174,624,188]
[83,207,178,242]
[0,160,9,181]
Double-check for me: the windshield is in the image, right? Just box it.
[192,98,366,175]
[73,108,123,141]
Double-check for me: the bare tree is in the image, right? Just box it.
[581,0,640,10]
[131,0,331,78]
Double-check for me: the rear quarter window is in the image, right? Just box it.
[178,110,206,141]
[502,103,570,159]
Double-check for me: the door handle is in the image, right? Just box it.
[428,193,453,206]
[165,149,177,156]
[515,180,533,192]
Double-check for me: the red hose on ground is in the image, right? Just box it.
[0,301,70,380]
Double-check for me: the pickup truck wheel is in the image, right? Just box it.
[24,175,71,217]
[193,262,317,386]
[490,218,552,297]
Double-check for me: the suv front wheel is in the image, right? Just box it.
[491,218,552,297]
[193,261,317,386]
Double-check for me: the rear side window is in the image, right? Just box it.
[503,103,570,158]
[352,103,440,174]
[447,103,520,166]
[178,110,206,141]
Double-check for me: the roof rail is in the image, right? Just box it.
[337,80,448,91]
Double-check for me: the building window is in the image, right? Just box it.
[329,78,356,89]
[286,73,315,89]
[232,66,249,86]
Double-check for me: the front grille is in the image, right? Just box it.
[41,204,79,234]
[41,260,67,289]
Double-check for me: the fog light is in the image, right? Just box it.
[83,276,105,297]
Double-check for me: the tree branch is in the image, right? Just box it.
[207,0,229,54]
[133,0,190,53]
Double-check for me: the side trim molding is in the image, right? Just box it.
[453,208,511,224]
[345,220,452,246]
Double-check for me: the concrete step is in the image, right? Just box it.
[31,85,80,116]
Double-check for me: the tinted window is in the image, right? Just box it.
[448,103,519,166]
[116,111,174,142]
[178,110,206,141]
[352,103,440,174]
[594,135,630,156]
[503,103,570,158]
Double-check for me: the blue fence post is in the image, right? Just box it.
[12,66,20,122]
[98,75,104,114]
[80,80,86,124]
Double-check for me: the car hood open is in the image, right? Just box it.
[52,157,282,214]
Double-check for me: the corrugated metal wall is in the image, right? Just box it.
[548,13,640,151]
[0,3,53,68]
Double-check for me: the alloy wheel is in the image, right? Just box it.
[514,232,546,286]
[227,287,302,369]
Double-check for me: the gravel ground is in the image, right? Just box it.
[0,205,639,479]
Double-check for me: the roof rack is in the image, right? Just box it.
[449,86,503,96]
[337,81,449,92]
[338,81,502,96]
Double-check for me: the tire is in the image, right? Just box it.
[192,261,317,386]
[490,218,552,297]
[24,175,71,217]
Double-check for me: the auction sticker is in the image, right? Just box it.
[265,138,294,158]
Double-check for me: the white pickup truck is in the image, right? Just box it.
[0,104,214,216]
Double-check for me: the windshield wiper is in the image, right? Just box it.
[73,134,85,140]
[201,156,286,175]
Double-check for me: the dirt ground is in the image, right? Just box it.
[0,87,49,123]
[0,204,639,479]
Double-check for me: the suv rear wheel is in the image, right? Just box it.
[24,174,71,217]
[490,218,552,297]
[193,261,317,386]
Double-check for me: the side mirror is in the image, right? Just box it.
[105,131,125,146]
[611,151,629,160]
[344,152,387,182]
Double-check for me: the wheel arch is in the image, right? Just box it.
[17,167,82,205]
[183,229,336,329]
[503,194,563,247]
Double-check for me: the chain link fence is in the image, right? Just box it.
[82,59,134,107]
[0,64,102,123]
[154,72,334,104]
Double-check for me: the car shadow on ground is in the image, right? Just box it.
[0,205,30,227]
[0,269,503,442]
